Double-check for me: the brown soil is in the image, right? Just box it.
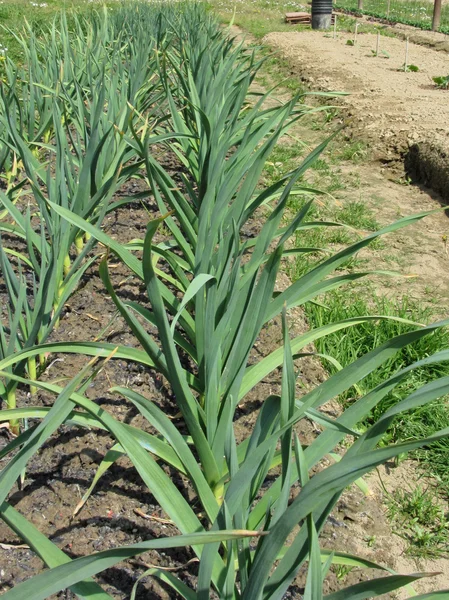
[264,30,449,159]
[406,140,449,202]
[263,26,449,204]
[339,160,449,309]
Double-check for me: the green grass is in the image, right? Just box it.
[306,291,449,491]
[284,195,381,277]
[336,140,370,163]
[387,485,449,558]
[295,235,449,538]
[337,199,379,230]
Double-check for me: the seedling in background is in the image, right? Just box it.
[433,75,449,89]
[375,30,380,56]
[400,64,419,72]
[371,48,390,58]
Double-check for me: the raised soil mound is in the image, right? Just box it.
[406,139,449,202]
[263,29,449,197]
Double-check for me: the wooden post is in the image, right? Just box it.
[358,0,364,10]
[354,22,359,44]
[386,0,391,18]
[404,36,409,71]
[432,0,442,30]
[333,14,337,38]
[376,31,380,56]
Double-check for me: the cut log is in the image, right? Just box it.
[285,12,311,23]
[285,12,335,24]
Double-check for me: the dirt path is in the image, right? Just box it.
[264,30,449,159]
[340,161,449,309]
[256,27,449,311]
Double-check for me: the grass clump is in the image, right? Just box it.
[387,485,449,558]
[306,290,449,490]
[336,140,370,163]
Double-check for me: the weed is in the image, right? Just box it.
[312,158,332,173]
[390,175,412,186]
[337,200,380,230]
[262,141,307,185]
[335,564,355,580]
[400,64,419,72]
[387,486,449,558]
[305,107,340,132]
[433,75,449,89]
[337,141,370,163]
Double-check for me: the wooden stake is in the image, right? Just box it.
[432,0,442,30]
[333,14,337,38]
[404,36,409,71]
[386,0,391,18]
[354,22,359,44]
[376,31,380,56]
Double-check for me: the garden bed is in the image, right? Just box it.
[262,28,449,196]
[2,5,449,599]
[406,140,449,203]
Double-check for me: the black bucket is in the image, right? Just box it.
[311,0,332,28]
